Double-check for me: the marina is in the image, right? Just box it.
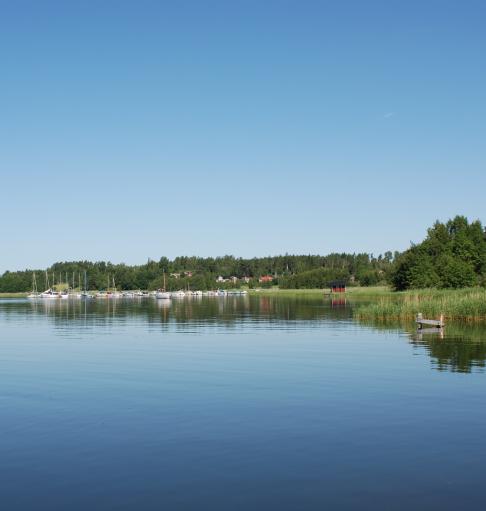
[26,271,248,301]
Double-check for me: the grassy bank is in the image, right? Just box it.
[0,292,28,298]
[248,285,392,297]
[354,288,486,322]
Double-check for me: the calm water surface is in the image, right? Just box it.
[1,295,486,510]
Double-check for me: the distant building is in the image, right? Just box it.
[184,271,193,278]
[258,275,273,283]
[216,276,226,283]
[241,276,251,283]
[170,273,181,279]
[329,280,346,293]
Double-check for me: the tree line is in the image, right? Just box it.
[391,216,486,290]
[0,253,394,292]
[2,216,484,292]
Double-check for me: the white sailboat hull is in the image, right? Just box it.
[40,293,60,299]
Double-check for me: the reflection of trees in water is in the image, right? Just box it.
[7,296,353,329]
[416,336,486,373]
[6,298,486,372]
[360,318,486,373]
[411,323,486,373]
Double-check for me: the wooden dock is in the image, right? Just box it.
[416,312,444,329]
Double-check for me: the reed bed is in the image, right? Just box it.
[354,288,486,322]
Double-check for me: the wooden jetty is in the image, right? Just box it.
[416,312,444,329]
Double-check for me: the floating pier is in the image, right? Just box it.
[416,312,444,329]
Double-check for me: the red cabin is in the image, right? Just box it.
[330,280,346,293]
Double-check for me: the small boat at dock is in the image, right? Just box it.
[40,289,61,299]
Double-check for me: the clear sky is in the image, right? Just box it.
[1,0,485,272]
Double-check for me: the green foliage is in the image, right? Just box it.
[0,252,394,292]
[280,267,346,289]
[391,216,486,290]
[355,288,486,322]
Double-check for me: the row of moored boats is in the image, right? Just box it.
[27,271,247,300]
[28,289,247,300]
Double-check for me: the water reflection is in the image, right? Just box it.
[1,295,351,329]
[411,323,486,373]
[361,318,486,373]
[2,296,486,373]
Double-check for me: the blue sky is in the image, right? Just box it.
[1,0,485,272]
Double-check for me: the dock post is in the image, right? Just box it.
[417,312,423,329]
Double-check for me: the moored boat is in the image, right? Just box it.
[155,273,171,300]
[40,289,61,299]
[28,273,40,299]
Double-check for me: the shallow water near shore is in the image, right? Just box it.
[2,295,486,510]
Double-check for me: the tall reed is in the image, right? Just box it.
[354,288,486,322]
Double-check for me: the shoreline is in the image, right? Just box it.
[0,286,391,299]
[247,286,392,296]
[3,287,486,323]
[354,288,486,323]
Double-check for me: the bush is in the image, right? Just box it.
[391,216,486,290]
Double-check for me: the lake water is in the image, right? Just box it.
[2,295,486,510]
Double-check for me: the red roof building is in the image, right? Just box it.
[258,275,274,283]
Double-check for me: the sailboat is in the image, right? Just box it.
[156,272,171,299]
[40,271,61,299]
[96,275,111,298]
[27,272,40,298]
[40,290,61,299]
[80,271,93,299]
[112,276,122,298]
[59,272,69,299]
